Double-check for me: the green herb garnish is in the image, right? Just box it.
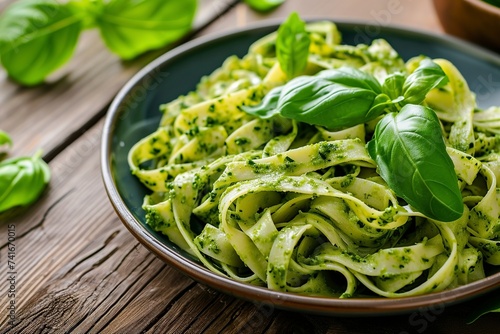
[0,0,197,85]
[244,14,462,221]
[0,150,51,213]
[367,104,463,222]
[276,11,310,79]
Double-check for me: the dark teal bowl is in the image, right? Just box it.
[101,20,500,315]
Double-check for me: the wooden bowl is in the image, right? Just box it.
[433,0,500,52]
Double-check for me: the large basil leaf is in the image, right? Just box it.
[243,67,392,130]
[95,0,196,60]
[317,67,382,93]
[402,58,448,105]
[367,104,463,222]
[276,12,310,79]
[0,0,83,85]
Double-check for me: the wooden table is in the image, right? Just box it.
[1,0,499,332]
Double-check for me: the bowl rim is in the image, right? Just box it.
[101,18,500,316]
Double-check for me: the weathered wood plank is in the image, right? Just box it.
[0,119,191,331]
[0,0,238,158]
[199,0,442,37]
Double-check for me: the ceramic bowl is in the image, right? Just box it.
[101,20,500,316]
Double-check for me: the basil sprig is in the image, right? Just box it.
[367,105,463,221]
[244,57,447,130]
[276,12,310,79]
[0,150,51,213]
[0,0,197,85]
[243,17,462,221]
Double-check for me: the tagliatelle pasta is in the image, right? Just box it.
[128,21,500,298]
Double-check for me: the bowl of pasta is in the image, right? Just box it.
[102,17,500,315]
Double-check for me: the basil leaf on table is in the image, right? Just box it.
[402,58,449,105]
[0,0,84,85]
[0,130,12,161]
[0,150,50,213]
[244,0,286,12]
[367,104,463,222]
[276,12,310,79]
[0,130,12,148]
[466,289,500,323]
[95,0,197,60]
[244,67,393,130]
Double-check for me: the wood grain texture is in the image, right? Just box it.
[0,0,238,158]
[0,0,499,333]
[200,0,443,37]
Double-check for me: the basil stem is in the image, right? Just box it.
[243,85,283,119]
[0,150,51,213]
[276,12,310,79]
[367,104,463,222]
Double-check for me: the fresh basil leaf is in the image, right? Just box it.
[0,150,50,213]
[382,72,405,100]
[244,0,285,12]
[278,77,377,129]
[276,12,310,79]
[367,104,463,222]
[0,130,12,148]
[0,0,84,85]
[317,67,382,94]
[95,0,197,60]
[402,58,448,105]
[244,68,393,130]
